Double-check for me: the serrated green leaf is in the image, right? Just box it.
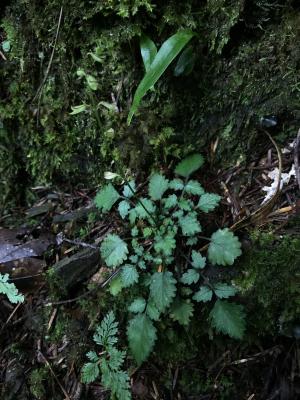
[134,198,156,220]
[178,214,202,236]
[146,302,161,321]
[0,274,24,304]
[175,153,204,178]
[181,269,200,285]
[149,173,169,200]
[191,250,206,269]
[140,34,157,72]
[150,271,177,312]
[118,200,130,219]
[100,234,128,267]
[208,229,242,266]
[81,362,100,383]
[86,74,98,90]
[170,298,194,326]
[123,180,136,198]
[128,298,146,313]
[128,30,195,124]
[193,286,213,302]
[185,180,205,195]
[163,194,178,209]
[143,227,153,237]
[178,198,193,211]
[127,314,157,365]
[154,234,176,257]
[209,300,246,339]
[95,184,120,213]
[121,264,139,287]
[109,276,123,296]
[186,237,198,246]
[214,283,237,299]
[197,193,221,213]
[169,178,184,191]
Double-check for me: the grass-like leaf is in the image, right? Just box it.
[140,34,157,72]
[209,300,246,339]
[128,30,195,124]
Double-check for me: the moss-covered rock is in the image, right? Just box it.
[1,0,300,210]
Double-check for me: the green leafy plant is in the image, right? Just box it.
[82,311,131,400]
[127,30,195,124]
[95,153,245,366]
[0,273,24,303]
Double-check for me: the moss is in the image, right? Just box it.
[1,0,300,210]
[29,367,48,399]
[235,231,300,336]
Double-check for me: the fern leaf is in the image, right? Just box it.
[81,362,100,384]
[86,351,99,362]
[95,184,120,212]
[208,229,242,266]
[175,154,204,178]
[127,314,157,365]
[0,273,24,303]
[100,234,128,267]
[93,311,118,347]
[209,300,246,339]
[148,173,169,200]
[149,271,177,312]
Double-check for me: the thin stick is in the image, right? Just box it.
[32,7,63,107]
[38,351,71,400]
[294,129,300,190]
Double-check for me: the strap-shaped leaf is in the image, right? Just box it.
[127,314,157,365]
[140,34,157,72]
[209,300,246,339]
[100,234,128,267]
[208,228,242,266]
[128,30,195,124]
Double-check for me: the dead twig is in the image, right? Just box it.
[294,128,300,190]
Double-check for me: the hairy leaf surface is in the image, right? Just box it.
[209,300,246,339]
[127,314,157,365]
[150,271,177,312]
[208,229,242,266]
[100,234,128,267]
[95,184,120,212]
